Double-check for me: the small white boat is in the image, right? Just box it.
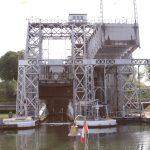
[76,118,117,128]
[2,117,38,128]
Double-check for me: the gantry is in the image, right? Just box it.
[16,13,148,119]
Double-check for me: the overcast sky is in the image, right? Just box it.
[0,0,149,58]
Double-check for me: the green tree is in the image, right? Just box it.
[146,65,150,80]
[0,80,17,102]
[6,80,17,97]
[0,50,23,102]
[0,51,23,81]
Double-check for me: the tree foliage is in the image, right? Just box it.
[6,80,17,97]
[0,50,23,102]
[0,80,17,102]
[146,65,150,80]
[0,51,23,81]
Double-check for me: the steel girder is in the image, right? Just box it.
[33,58,150,66]
[28,21,94,40]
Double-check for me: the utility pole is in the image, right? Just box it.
[133,0,138,23]
[100,0,103,23]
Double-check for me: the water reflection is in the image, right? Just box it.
[69,125,150,150]
[16,126,72,150]
[16,129,39,150]
[0,124,150,150]
[79,127,117,134]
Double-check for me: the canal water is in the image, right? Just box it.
[0,123,150,150]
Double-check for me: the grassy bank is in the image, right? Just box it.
[0,113,9,119]
[0,112,16,119]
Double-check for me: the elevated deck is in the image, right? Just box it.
[87,23,139,59]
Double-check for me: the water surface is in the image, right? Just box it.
[0,123,150,150]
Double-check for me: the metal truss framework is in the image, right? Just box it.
[16,19,147,118]
[71,24,96,117]
[16,60,39,117]
[16,66,25,116]
[16,21,95,118]
[118,65,140,117]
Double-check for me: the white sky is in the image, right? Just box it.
[0,0,150,59]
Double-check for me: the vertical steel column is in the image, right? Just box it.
[86,65,95,117]
[100,0,103,23]
[71,24,87,116]
[137,65,143,116]
[16,21,42,117]
[24,61,39,117]
[71,23,95,118]
[25,21,42,117]
[118,65,140,117]
[104,66,109,117]
[105,66,119,116]
[16,65,26,116]
[133,0,138,23]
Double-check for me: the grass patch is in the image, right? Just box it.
[0,113,15,119]
[0,113,9,119]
